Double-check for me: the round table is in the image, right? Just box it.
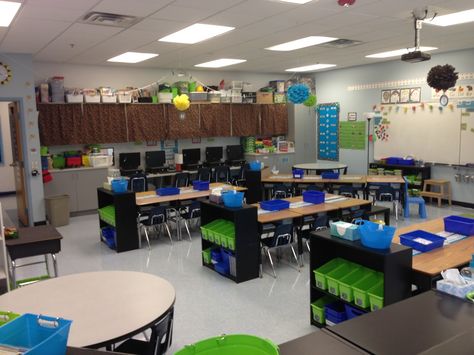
[0,271,175,348]
[293,162,348,174]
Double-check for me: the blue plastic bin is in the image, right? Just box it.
[111,179,128,193]
[386,157,414,166]
[359,221,396,250]
[0,313,72,355]
[222,191,244,208]
[193,180,210,191]
[399,230,445,252]
[215,261,230,275]
[249,161,262,171]
[41,156,49,170]
[157,187,180,196]
[444,215,474,236]
[293,169,304,179]
[101,227,116,249]
[324,302,347,325]
[303,190,325,204]
[211,249,222,263]
[344,304,367,320]
[321,172,340,179]
[260,199,290,211]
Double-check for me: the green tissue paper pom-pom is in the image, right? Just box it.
[304,94,317,107]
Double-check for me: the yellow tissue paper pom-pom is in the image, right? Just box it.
[173,94,190,111]
[196,85,204,92]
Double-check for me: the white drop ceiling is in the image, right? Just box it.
[1,0,474,73]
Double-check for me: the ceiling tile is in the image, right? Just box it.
[149,5,214,22]
[91,0,173,17]
[25,0,101,10]
[19,4,86,21]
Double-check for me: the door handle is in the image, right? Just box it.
[9,162,18,167]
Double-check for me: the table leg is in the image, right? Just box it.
[52,253,58,277]
[44,255,51,277]
[384,210,390,226]
[295,223,304,267]
[9,257,16,289]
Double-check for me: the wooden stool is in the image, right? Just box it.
[420,179,452,207]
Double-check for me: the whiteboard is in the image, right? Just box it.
[460,110,474,165]
[374,104,462,164]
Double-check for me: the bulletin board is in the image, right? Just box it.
[373,104,473,165]
[317,103,339,161]
[339,121,366,150]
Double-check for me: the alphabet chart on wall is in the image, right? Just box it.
[317,103,340,161]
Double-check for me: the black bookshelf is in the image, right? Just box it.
[244,170,263,203]
[369,163,431,188]
[310,230,412,328]
[97,188,139,253]
[200,201,259,283]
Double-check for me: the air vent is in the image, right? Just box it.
[81,12,140,28]
[319,39,363,48]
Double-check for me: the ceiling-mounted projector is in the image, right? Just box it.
[402,8,432,63]
[401,51,431,63]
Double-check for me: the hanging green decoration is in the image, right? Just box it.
[303,94,317,107]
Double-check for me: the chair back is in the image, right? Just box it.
[214,166,231,183]
[272,223,293,247]
[149,310,174,355]
[339,185,358,198]
[149,207,167,225]
[273,184,292,199]
[376,185,395,201]
[185,201,201,219]
[175,172,189,187]
[306,185,323,192]
[313,215,328,230]
[129,172,148,192]
[197,168,211,182]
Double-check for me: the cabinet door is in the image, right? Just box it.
[260,104,288,135]
[126,104,167,141]
[43,171,78,213]
[76,169,108,211]
[200,104,231,137]
[231,104,260,136]
[166,104,200,139]
[38,104,83,145]
[82,104,127,143]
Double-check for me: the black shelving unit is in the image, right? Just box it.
[200,201,259,283]
[369,163,431,188]
[97,188,139,253]
[309,230,412,328]
[244,170,263,203]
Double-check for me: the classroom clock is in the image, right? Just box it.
[0,62,12,85]
[439,94,449,107]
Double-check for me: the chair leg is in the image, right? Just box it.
[165,223,173,244]
[305,239,311,252]
[143,227,151,250]
[290,245,300,271]
[44,255,50,277]
[184,220,192,241]
[266,249,276,278]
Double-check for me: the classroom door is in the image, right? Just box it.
[8,102,28,226]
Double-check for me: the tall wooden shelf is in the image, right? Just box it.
[97,188,138,253]
[200,201,259,283]
[309,230,412,328]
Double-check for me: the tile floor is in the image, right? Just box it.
[1,194,473,352]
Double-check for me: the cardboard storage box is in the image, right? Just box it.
[257,92,273,104]
[66,94,83,103]
[189,92,208,102]
[274,93,287,103]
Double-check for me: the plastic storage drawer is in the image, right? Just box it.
[399,230,445,252]
[326,262,357,296]
[352,272,383,308]
[444,215,474,236]
[313,258,348,290]
[344,304,367,320]
[324,302,347,326]
[338,267,373,302]
[311,296,335,325]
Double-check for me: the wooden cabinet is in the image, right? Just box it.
[166,104,200,139]
[261,104,288,135]
[200,103,231,137]
[231,104,260,136]
[126,104,167,141]
[44,168,108,213]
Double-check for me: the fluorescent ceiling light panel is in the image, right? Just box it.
[285,63,336,72]
[266,36,337,51]
[107,52,158,63]
[0,1,21,27]
[159,24,234,44]
[195,58,247,68]
[424,9,474,27]
[366,47,437,58]
[278,0,313,3]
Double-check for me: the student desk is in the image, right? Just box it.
[365,175,405,201]
[393,217,474,291]
[0,271,175,348]
[293,162,348,174]
[327,291,474,355]
[6,225,63,288]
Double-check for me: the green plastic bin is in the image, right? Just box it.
[338,267,373,302]
[313,258,348,290]
[326,262,357,296]
[310,296,335,325]
[202,248,212,265]
[201,219,224,241]
[368,281,384,311]
[174,334,279,355]
[0,311,20,326]
[207,220,228,243]
[98,205,116,227]
[52,155,65,169]
[353,272,383,308]
[227,236,236,250]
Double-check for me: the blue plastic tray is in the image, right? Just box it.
[344,304,367,320]
[156,187,180,196]
[444,215,474,236]
[324,302,347,325]
[0,313,72,355]
[111,179,128,193]
[399,230,445,252]
[303,190,325,204]
[293,169,304,179]
[321,172,340,179]
[260,199,290,211]
[101,227,116,249]
[193,180,210,191]
[386,157,414,166]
